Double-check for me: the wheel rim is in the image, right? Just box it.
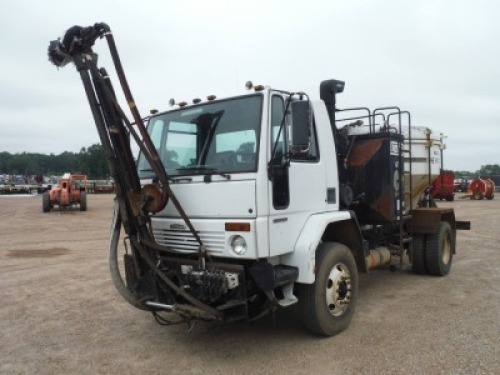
[442,232,452,265]
[325,262,352,317]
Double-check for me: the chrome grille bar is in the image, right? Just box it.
[153,229,225,254]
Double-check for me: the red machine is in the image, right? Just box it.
[468,178,495,200]
[430,170,455,201]
[42,173,88,212]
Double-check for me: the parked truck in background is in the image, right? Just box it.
[48,24,470,336]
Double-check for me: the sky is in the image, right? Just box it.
[0,0,498,172]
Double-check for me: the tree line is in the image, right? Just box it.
[0,143,498,181]
[454,164,500,179]
[0,144,108,179]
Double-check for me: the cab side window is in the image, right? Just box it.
[271,95,287,161]
[270,95,289,209]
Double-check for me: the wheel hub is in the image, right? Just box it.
[442,233,452,265]
[325,263,352,317]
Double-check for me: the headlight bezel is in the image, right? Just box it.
[230,235,247,255]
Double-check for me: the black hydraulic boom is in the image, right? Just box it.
[48,23,222,321]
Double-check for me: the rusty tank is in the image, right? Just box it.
[468,178,495,200]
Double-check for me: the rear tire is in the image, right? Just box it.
[296,242,358,336]
[42,192,50,212]
[411,234,427,274]
[80,192,87,211]
[425,222,453,276]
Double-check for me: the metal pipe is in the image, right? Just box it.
[144,301,175,311]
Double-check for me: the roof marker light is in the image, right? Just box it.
[245,81,265,92]
[169,99,188,107]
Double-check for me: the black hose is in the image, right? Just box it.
[108,200,150,310]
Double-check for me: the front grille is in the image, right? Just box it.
[153,229,225,255]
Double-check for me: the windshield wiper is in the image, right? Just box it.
[139,168,191,183]
[176,166,231,180]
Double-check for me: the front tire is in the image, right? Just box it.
[425,222,453,276]
[297,242,358,336]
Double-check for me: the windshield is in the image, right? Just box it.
[138,95,262,177]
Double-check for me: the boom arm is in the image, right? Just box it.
[48,23,221,320]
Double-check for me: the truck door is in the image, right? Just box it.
[268,95,327,257]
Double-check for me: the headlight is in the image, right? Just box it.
[230,235,247,255]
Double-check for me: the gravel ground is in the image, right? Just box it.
[0,193,498,374]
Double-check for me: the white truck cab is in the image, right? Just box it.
[138,85,361,280]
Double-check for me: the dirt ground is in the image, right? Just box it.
[0,193,498,374]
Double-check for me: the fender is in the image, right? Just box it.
[280,210,355,284]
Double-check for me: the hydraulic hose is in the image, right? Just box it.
[109,200,222,320]
[108,199,150,310]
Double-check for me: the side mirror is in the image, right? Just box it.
[291,100,311,152]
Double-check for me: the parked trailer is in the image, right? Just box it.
[0,184,49,195]
[87,180,115,194]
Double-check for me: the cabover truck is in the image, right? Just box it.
[48,23,470,336]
